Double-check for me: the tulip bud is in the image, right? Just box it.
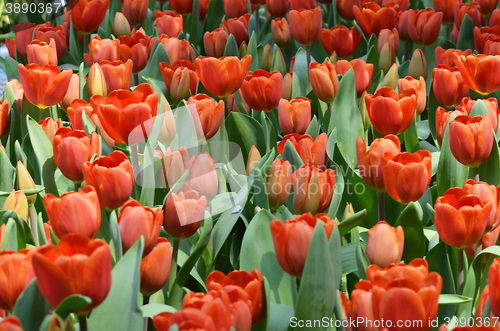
[366,221,405,268]
[60,74,80,111]
[39,118,64,144]
[239,41,248,58]
[27,39,58,66]
[162,147,190,189]
[342,203,354,221]
[114,12,131,37]
[16,161,37,206]
[203,28,228,58]
[283,72,293,100]
[247,145,262,175]
[140,238,172,296]
[278,97,311,134]
[158,105,176,147]
[309,61,339,104]
[292,164,336,215]
[379,43,395,74]
[271,18,291,48]
[88,63,108,97]
[170,67,192,105]
[163,189,207,239]
[329,52,338,63]
[273,48,287,76]
[408,49,428,81]
[265,159,292,211]
[261,44,273,72]
[188,153,219,201]
[1,190,28,221]
[8,79,23,112]
[358,91,371,131]
[47,314,76,331]
[379,62,398,89]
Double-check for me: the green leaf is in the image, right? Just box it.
[143,43,169,82]
[305,116,319,139]
[394,202,426,262]
[226,112,267,164]
[329,226,342,290]
[205,0,224,31]
[456,14,475,51]
[170,101,199,157]
[338,209,367,237]
[341,242,367,276]
[247,31,260,71]
[0,148,15,207]
[252,277,270,331]
[0,218,17,251]
[0,188,45,196]
[88,238,144,331]
[268,303,294,331]
[141,303,176,318]
[109,210,122,261]
[478,135,500,185]
[4,56,20,81]
[438,294,472,305]
[281,140,304,172]
[404,116,419,153]
[224,34,240,57]
[12,279,52,331]
[189,0,201,45]
[355,243,370,280]
[327,161,344,218]
[55,295,92,320]
[292,48,310,98]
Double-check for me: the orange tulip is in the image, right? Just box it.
[17,64,73,109]
[159,60,199,97]
[154,309,219,331]
[463,179,499,232]
[433,0,461,24]
[247,145,262,176]
[44,186,101,239]
[59,73,80,111]
[292,164,336,214]
[453,53,500,96]
[278,97,311,134]
[335,59,374,98]
[239,70,283,112]
[384,150,432,204]
[435,106,470,146]
[309,61,339,104]
[435,187,493,249]
[277,133,328,169]
[377,28,399,57]
[122,0,148,27]
[397,76,426,116]
[92,83,158,145]
[473,26,500,54]
[154,10,183,37]
[320,25,361,59]
[337,0,369,21]
[407,8,443,46]
[140,237,172,296]
[366,221,404,268]
[265,158,293,211]
[435,47,472,67]
[203,29,228,58]
[287,7,322,46]
[356,135,401,191]
[432,65,469,109]
[449,115,494,168]
[1,190,28,221]
[224,0,247,18]
[365,86,417,135]
[32,234,111,314]
[117,31,150,73]
[158,36,196,64]
[396,9,412,42]
[5,38,15,59]
[289,0,317,9]
[0,100,8,139]
[68,0,110,33]
[39,117,63,144]
[195,55,252,98]
[271,18,291,48]
[353,2,398,38]
[170,0,194,15]
[67,100,93,131]
[99,60,133,93]
[188,153,219,201]
[83,151,135,210]
[26,39,58,66]
[455,2,483,31]
[457,97,500,133]
[162,147,190,189]
[187,94,225,140]
[53,128,99,182]
[8,79,23,112]
[220,14,251,46]
[270,213,336,278]
[0,316,23,331]
[163,189,207,239]
[267,0,290,17]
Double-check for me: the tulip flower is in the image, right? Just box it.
[88,63,108,97]
[488,258,500,317]
[158,106,176,147]
[271,18,291,48]
[435,107,470,146]
[114,12,131,36]
[1,190,28,221]
[91,83,158,145]
[195,55,252,98]
[33,25,67,60]
[432,65,469,109]
[59,74,80,112]
[384,150,432,204]
[169,0,194,15]
[187,94,225,140]
[265,158,293,211]
[407,9,443,46]
[433,0,461,24]
[366,221,404,268]
[68,0,109,33]
[435,187,493,249]
[140,238,172,296]
[292,164,336,214]
[99,60,133,93]
[336,0,367,21]
[335,59,374,98]
[0,249,38,312]
[449,115,494,168]
[203,29,228,58]
[353,2,398,38]
[8,79,23,112]
[463,179,499,232]
[247,145,262,175]
[397,76,426,116]
[67,100,94,131]
[270,213,336,278]
[17,64,73,109]
[188,153,219,201]
[320,25,362,59]
[159,60,199,97]
[163,189,207,239]
[118,200,162,256]
[154,309,220,331]
[117,31,150,74]
[278,97,311,135]
[224,0,247,18]
[39,117,64,144]
[356,135,401,192]
[277,133,328,169]
[162,147,190,189]
[453,53,500,96]
[83,37,120,66]
[83,151,135,210]
[261,44,274,72]
[289,0,317,9]
[154,10,183,37]
[287,7,322,46]
[477,0,500,16]
[0,100,8,139]
[122,0,148,28]
[474,26,500,54]
[32,234,111,314]
[377,28,399,58]
[458,97,500,133]
[309,61,339,104]
[16,161,37,206]
[10,22,45,57]
[455,2,482,31]
[26,40,58,66]
[435,47,473,67]
[239,70,283,112]
[207,269,263,324]
[220,14,251,46]
[158,36,196,64]
[5,38,15,59]
[0,316,23,331]
[365,86,417,135]
[492,8,500,25]
[267,0,290,17]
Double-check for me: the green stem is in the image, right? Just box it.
[134,73,139,87]
[131,144,141,184]
[254,6,260,40]
[169,239,180,291]
[29,205,39,247]
[143,296,149,331]
[472,167,480,182]
[183,15,187,35]
[457,248,464,295]
[83,33,90,61]
[78,315,88,331]
[306,45,311,85]
[74,181,81,192]
[404,42,411,63]
[39,107,45,121]
[378,191,385,222]
[327,103,332,116]
[160,1,164,10]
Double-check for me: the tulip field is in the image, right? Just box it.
[5,0,500,330]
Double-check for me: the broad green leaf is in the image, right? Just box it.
[268,303,294,331]
[205,0,225,31]
[478,135,500,185]
[0,218,17,251]
[226,112,267,164]
[404,117,419,153]
[141,303,176,318]
[55,295,92,320]
[394,202,426,262]
[342,242,367,276]
[456,14,475,51]
[281,140,304,172]
[12,279,52,331]
[355,243,370,280]
[438,294,472,305]
[224,34,240,57]
[338,209,367,237]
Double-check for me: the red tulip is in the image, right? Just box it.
[289,0,317,10]
[278,97,311,134]
[435,106,470,146]
[247,145,262,176]
[122,0,148,27]
[162,147,190,189]
[239,70,283,112]
[433,0,461,24]
[320,25,362,59]
[453,53,500,96]
[117,31,150,73]
[187,94,225,140]
[265,158,293,211]
[8,79,23,112]
[488,257,500,317]
[158,36,196,64]
[68,0,110,33]
[224,0,247,18]
[154,10,183,37]
[366,221,404,268]
[99,60,133,93]
[463,179,499,232]
[0,101,8,139]
[163,189,207,239]
[140,237,172,296]
[60,73,80,111]
[203,29,228,58]
[407,8,443,46]
[337,0,369,21]
[0,316,23,331]
[432,65,470,109]
[435,47,473,67]
[287,7,322,46]
[39,117,63,144]
[34,25,67,60]
[26,40,58,66]
[335,59,374,98]
[353,2,398,38]
[10,22,42,57]
[377,28,399,56]
[159,60,198,97]
[153,309,219,331]
[455,2,483,31]
[277,133,328,169]
[67,99,94,131]
[271,18,291,48]
[292,164,336,214]
[168,0,194,15]
[267,0,290,17]
[491,8,500,25]
[220,14,251,46]
[458,96,500,132]
[309,61,339,104]
[474,26,500,54]
[397,76,426,116]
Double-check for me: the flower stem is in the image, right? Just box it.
[327,103,332,116]
[169,239,180,291]
[78,315,88,331]
[83,33,90,60]
[29,205,39,246]
[254,6,260,40]
[183,15,187,36]
[472,167,480,182]
[377,191,385,222]
[39,107,45,121]
[457,248,464,295]
[134,73,139,87]
[74,181,81,192]
[143,296,150,331]
[306,45,311,84]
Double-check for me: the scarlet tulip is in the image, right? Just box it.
[377,28,399,56]
[457,97,500,132]
[278,97,311,134]
[32,234,111,313]
[247,145,262,175]
[153,309,219,331]
[366,221,404,268]
[432,65,469,108]
[154,10,183,37]
[435,106,470,146]
[265,158,293,211]
[435,187,493,249]
[453,53,500,96]
[289,0,317,9]
[162,147,190,189]
[8,79,23,112]
[203,29,228,58]
[10,22,40,57]
[434,47,472,67]
[188,153,219,201]
[474,26,500,54]
[488,257,500,317]
[320,25,361,59]
[365,86,417,135]
[309,61,339,104]
[476,0,500,16]
[44,186,101,239]
[407,9,443,46]
[270,213,336,278]
[337,0,369,21]
[396,9,412,42]
[83,151,135,210]
[122,0,148,27]
[449,115,494,168]
[397,76,426,115]
[271,18,291,48]
[492,8,500,25]
[277,133,328,169]
[1,190,28,221]
[68,0,110,33]
[220,14,251,46]
[0,316,23,331]
[38,117,63,145]
[356,135,401,191]
[117,31,150,73]
[26,40,58,66]
[353,2,398,38]
[187,94,225,140]
[92,83,159,145]
[292,164,336,214]
[140,237,172,296]
[17,64,73,109]
[287,7,322,46]
[67,100,93,131]
[239,70,283,112]
[384,150,432,204]
[59,74,80,111]
[455,2,483,31]
[169,0,194,15]
[158,36,196,64]
[335,59,374,98]
[195,55,252,98]
[463,179,499,232]
[99,60,133,93]
[159,60,199,97]
[433,0,461,24]
[0,100,8,139]
[224,0,247,18]
[163,189,207,239]
[267,0,290,17]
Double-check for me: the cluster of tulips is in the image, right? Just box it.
[5,0,500,329]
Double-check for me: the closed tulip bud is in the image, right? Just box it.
[449,115,494,168]
[159,60,199,97]
[0,100,8,139]
[283,72,293,100]
[114,12,131,36]
[32,234,112,314]
[239,41,248,58]
[118,200,163,256]
[158,106,176,147]
[2,190,28,221]
[335,59,374,98]
[287,7,322,46]
[162,147,190,189]
[384,150,432,204]
[432,65,469,109]
[342,203,354,221]
[261,44,273,72]
[247,145,262,175]
[292,164,336,214]
[188,153,219,201]
[39,117,64,144]
[171,67,193,104]
[265,159,292,211]
[83,151,135,209]
[203,29,228,58]
[59,74,80,112]
[277,133,328,168]
[16,161,37,206]
[408,49,428,81]
[267,0,290,17]
[122,0,148,28]
[163,189,207,239]
[408,9,443,46]
[320,25,362,59]
[220,14,251,46]
[88,63,108,97]
[100,60,133,93]
[380,62,399,89]
[359,91,371,130]
[309,61,339,104]
[488,258,500,317]
[240,70,283,112]
[34,25,67,60]
[224,0,247,18]
[273,48,287,76]
[187,94,225,140]
[27,40,58,66]
[140,238,172,296]
[453,53,500,96]
[278,97,311,134]
[397,76,426,116]
[271,18,291,48]
[435,187,493,249]
[8,79,23,112]
[44,186,101,239]
[379,43,396,74]
[270,213,336,278]
[154,11,183,37]
[377,28,399,55]
[366,221,404,268]
[356,135,401,191]
[67,100,93,132]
